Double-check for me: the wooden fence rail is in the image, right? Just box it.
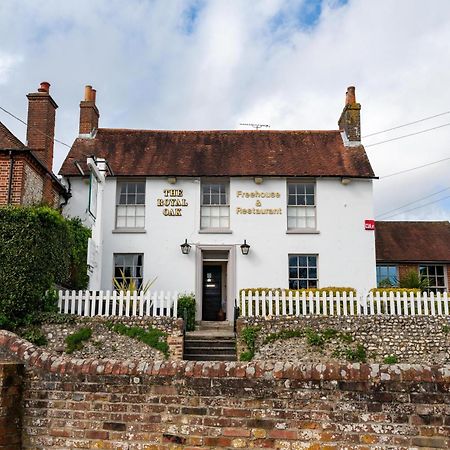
[239,290,450,317]
[58,290,178,318]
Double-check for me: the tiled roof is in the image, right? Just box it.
[59,129,375,178]
[0,121,25,149]
[375,221,450,262]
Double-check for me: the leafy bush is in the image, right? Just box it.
[106,322,169,357]
[65,327,92,354]
[66,218,91,290]
[239,326,260,361]
[383,355,398,364]
[177,293,196,331]
[21,327,48,346]
[399,270,430,290]
[0,206,90,326]
[344,344,367,363]
[240,287,357,295]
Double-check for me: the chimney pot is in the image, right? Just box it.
[79,84,99,135]
[38,81,50,93]
[345,86,356,105]
[84,85,93,101]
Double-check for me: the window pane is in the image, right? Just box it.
[299,256,307,266]
[289,254,318,289]
[116,182,146,228]
[289,256,297,267]
[305,184,314,195]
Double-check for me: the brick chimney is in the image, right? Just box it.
[26,81,58,171]
[338,86,361,147]
[79,85,99,136]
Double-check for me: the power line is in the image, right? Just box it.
[365,122,450,148]
[377,187,450,218]
[379,195,450,220]
[380,156,450,179]
[0,105,71,148]
[363,110,450,138]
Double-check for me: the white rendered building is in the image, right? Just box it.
[60,86,376,321]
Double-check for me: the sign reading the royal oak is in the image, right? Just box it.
[235,190,282,215]
[157,189,188,216]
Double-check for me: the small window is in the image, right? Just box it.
[113,254,143,290]
[376,265,398,287]
[288,254,318,289]
[116,181,145,229]
[200,182,230,229]
[287,182,316,230]
[419,265,447,293]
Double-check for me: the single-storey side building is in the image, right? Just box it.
[375,221,450,293]
[60,86,377,321]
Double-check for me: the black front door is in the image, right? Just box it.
[202,265,222,321]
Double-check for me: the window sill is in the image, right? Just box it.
[286,229,320,235]
[112,228,147,234]
[199,229,233,234]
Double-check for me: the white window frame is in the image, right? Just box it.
[200,179,230,231]
[115,180,146,230]
[113,253,144,290]
[288,254,318,289]
[287,180,316,231]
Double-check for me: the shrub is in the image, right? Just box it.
[66,218,91,290]
[66,327,92,354]
[383,355,398,364]
[239,326,260,361]
[106,322,169,357]
[344,344,367,363]
[177,293,196,331]
[240,287,357,296]
[0,206,90,326]
[21,327,48,346]
[370,288,421,295]
[399,270,430,290]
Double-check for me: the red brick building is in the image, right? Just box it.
[0,82,67,207]
[375,221,450,292]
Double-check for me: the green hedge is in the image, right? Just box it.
[177,293,196,331]
[0,206,90,325]
[370,288,421,295]
[240,287,357,296]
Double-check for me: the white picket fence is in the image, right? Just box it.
[58,290,178,318]
[239,290,450,317]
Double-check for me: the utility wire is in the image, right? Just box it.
[377,187,450,218]
[0,105,71,148]
[365,122,450,147]
[363,110,450,138]
[379,195,450,220]
[380,157,450,179]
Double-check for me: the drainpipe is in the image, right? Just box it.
[7,151,14,205]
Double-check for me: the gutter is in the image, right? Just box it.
[7,150,14,204]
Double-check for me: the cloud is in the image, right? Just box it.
[0,0,449,221]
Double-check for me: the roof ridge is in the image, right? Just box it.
[96,128,341,134]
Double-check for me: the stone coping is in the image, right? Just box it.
[2,330,450,382]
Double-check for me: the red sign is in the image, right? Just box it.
[365,219,375,230]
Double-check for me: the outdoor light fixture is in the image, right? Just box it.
[180,239,191,255]
[240,239,250,255]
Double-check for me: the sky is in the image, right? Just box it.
[0,0,449,221]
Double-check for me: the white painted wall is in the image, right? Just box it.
[62,175,376,319]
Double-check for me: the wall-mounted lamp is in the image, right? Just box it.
[341,177,351,186]
[180,239,191,254]
[254,177,263,185]
[240,239,250,255]
[167,177,177,184]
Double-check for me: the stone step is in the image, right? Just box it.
[183,353,237,361]
[184,347,236,356]
[185,338,235,347]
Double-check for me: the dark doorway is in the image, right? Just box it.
[202,265,222,321]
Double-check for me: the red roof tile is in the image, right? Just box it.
[375,221,450,263]
[59,129,375,178]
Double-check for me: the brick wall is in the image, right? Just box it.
[1,330,450,449]
[0,362,23,449]
[0,153,62,206]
